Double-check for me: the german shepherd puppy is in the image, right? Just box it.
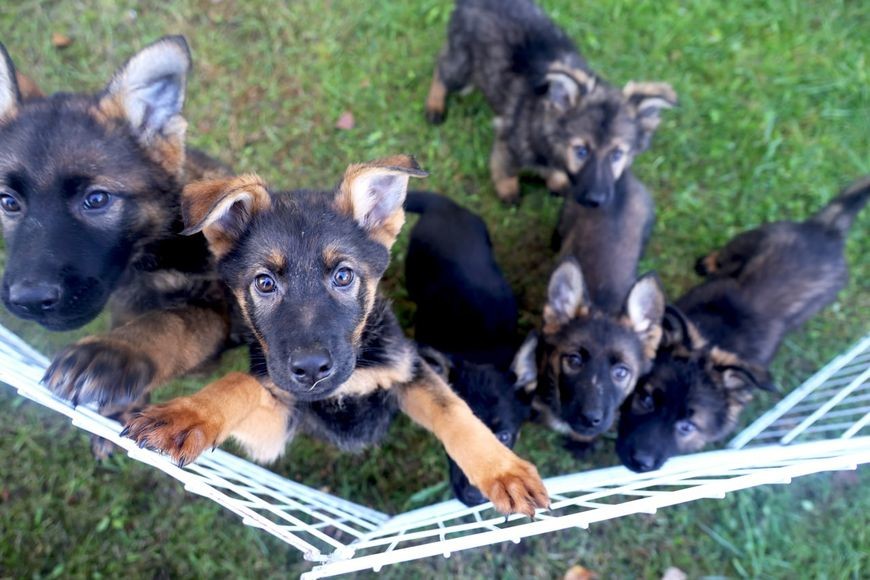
[617,177,870,472]
[123,157,549,516]
[531,257,665,454]
[425,0,677,205]
[0,38,233,419]
[405,191,534,506]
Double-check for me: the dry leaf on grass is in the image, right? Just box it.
[335,111,355,130]
[564,564,598,580]
[52,33,74,49]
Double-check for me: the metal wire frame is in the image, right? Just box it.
[1,323,868,578]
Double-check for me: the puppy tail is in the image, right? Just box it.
[405,191,454,215]
[810,175,870,236]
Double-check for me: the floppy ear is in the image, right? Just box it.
[99,36,191,174]
[543,258,589,330]
[510,331,539,392]
[624,273,666,361]
[181,174,271,259]
[0,43,21,121]
[623,81,677,151]
[335,154,427,248]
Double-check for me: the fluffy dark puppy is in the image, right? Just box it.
[124,157,549,516]
[618,176,870,472]
[405,191,534,505]
[0,37,233,449]
[425,0,676,205]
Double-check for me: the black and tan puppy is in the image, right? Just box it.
[405,191,534,506]
[531,258,665,455]
[425,0,676,205]
[124,157,549,516]
[0,38,233,423]
[617,177,870,472]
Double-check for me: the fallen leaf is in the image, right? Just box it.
[661,566,687,580]
[564,564,598,580]
[335,110,355,130]
[52,32,74,49]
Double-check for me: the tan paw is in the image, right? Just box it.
[122,398,222,467]
[474,452,549,516]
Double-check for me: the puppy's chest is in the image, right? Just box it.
[298,388,399,451]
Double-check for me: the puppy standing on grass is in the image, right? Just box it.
[425,0,677,206]
[617,177,870,472]
[405,191,536,506]
[124,157,549,516]
[0,38,233,451]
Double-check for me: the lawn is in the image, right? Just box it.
[1,0,868,577]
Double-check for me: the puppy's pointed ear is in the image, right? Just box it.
[181,174,271,259]
[623,81,677,151]
[510,331,539,392]
[661,304,705,352]
[0,43,22,121]
[335,154,427,248]
[544,258,589,330]
[541,69,595,110]
[624,273,666,361]
[98,36,191,175]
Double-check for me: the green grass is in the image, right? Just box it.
[1,0,868,577]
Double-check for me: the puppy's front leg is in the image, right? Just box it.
[490,138,521,205]
[398,364,549,516]
[44,305,229,409]
[123,372,291,466]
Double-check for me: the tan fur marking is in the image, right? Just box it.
[545,170,570,193]
[398,364,549,515]
[490,138,520,203]
[79,306,229,388]
[337,348,415,397]
[700,251,720,275]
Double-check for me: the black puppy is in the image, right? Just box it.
[617,176,870,472]
[405,191,534,506]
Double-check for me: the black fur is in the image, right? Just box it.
[405,191,530,505]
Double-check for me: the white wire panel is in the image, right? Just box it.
[1,324,868,578]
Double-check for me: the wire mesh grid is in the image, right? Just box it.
[1,323,868,578]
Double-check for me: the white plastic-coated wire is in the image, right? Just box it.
[1,324,868,578]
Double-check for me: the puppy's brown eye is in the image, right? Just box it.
[611,363,631,381]
[675,419,696,437]
[254,274,276,294]
[637,391,654,412]
[573,145,589,161]
[0,193,21,214]
[333,267,354,288]
[563,353,583,370]
[83,189,111,211]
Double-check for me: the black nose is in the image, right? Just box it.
[631,451,657,472]
[7,282,62,313]
[581,409,604,428]
[581,190,609,207]
[290,348,334,386]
